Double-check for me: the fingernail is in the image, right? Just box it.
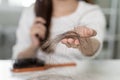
[93,32,97,36]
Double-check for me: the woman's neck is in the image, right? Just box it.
[52,0,78,18]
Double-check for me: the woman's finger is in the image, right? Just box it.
[61,39,68,44]
[67,38,74,44]
[84,28,91,37]
[61,38,71,48]
[75,39,79,45]
[34,17,46,24]
[32,27,45,39]
[86,29,97,37]
[33,24,46,39]
[69,39,79,48]
[87,29,93,35]
[62,38,80,48]
[75,26,97,37]
[92,30,97,36]
[36,23,46,32]
[67,38,76,48]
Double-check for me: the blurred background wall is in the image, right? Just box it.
[0,0,120,59]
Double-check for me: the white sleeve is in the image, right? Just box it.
[79,7,106,59]
[12,7,35,59]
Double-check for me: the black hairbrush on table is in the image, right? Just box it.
[12,58,46,73]
[12,58,76,73]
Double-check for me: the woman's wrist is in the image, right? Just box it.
[77,38,100,56]
[30,44,39,52]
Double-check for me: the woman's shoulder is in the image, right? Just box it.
[22,4,35,15]
[19,4,35,29]
[78,1,101,12]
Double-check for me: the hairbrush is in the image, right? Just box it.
[12,58,76,73]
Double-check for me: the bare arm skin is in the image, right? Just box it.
[17,45,38,59]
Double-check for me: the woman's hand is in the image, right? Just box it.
[61,26,97,48]
[30,17,46,48]
[18,18,46,59]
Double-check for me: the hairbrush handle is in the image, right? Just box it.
[12,67,46,73]
[46,63,76,68]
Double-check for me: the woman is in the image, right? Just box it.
[13,0,106,63]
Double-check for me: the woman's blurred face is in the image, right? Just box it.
[53,0,67,1]
[52,0,78,5]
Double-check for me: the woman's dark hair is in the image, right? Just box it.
[34,0,93,51]
[83,0,93,3]
[34,0,53,42]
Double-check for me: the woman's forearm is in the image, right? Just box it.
[78,38,100,56]
[17,45,38,59]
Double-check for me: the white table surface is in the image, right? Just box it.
[1,60,120,80]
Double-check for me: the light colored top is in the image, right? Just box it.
[13,1,106,63]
